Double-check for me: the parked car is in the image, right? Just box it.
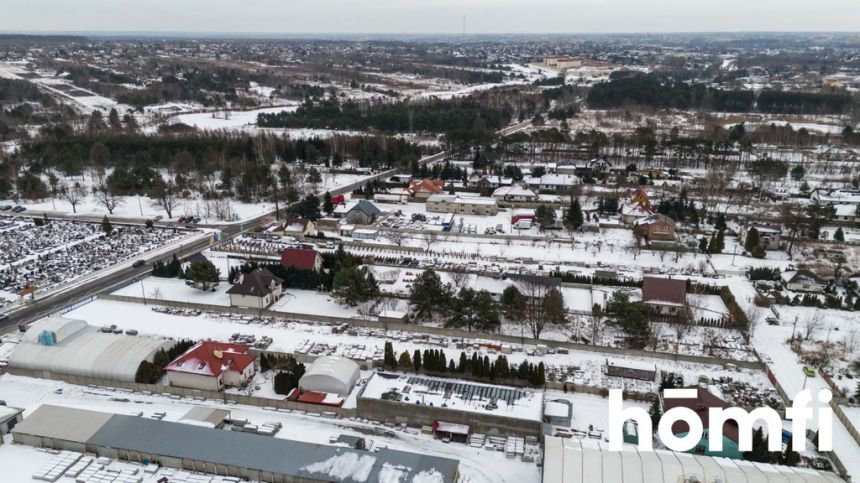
[0,205,12,211]
[177,216,186,223]
[12,206,26,213]
[153,215,163,221]
[802,366,816,377]
[132,260,146,269]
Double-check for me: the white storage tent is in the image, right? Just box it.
[298,356,360,396]
[10,318,172,382]
[542,437,846,483]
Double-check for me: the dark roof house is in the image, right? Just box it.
[226,269,283,298]
[642,277,687,307]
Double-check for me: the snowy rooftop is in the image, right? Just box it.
[360,372,544,422]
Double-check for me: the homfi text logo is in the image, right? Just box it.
[608,388,833,452]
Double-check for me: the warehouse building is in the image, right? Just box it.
[13,405,460,483]
[298,356,361,396]
[542,437,846,483]
[426,194,499,216]
[8,317,172,382]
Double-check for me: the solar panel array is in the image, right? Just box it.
[405,375,528,406]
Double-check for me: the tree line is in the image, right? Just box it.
[383,341,547,387]
[586,73,852,115]
[257,96,512,134]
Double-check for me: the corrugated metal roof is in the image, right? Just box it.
[87,412,459,482]
[12,405,112,443]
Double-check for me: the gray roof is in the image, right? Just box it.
[226,268,283,297]
[349,200,381,217]
[87,412,459,483]
[12,405,113,443]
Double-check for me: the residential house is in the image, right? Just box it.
[620,187,654,225]
[407,178,445,199]
[811,188,860,205]
[467,174,513,190]
[642,276,689,319]
[661,386,742,459]
[492,182,539,202]
[226,268,284,309]
[426,194,499,216]
[281,247,323,272]
[834,204,859,224]
[633,213,676,244]
[781,270,826,293]
[334,200,381,225]
[523,173,580,191]
[279,218,317,240]
[164,341,257,391]
[740,223,783,250]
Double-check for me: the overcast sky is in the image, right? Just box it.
[2,0,859,35]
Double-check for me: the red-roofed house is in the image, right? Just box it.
[642,276,690,320]
[164,341,257,391]
[281,248,323,271]
[407,178,444,199]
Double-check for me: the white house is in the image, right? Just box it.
[164,341,257,391]
[226,269,284,309]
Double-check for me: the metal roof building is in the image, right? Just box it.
[9,317,172,382]
[298,356,361,396]
[542,437,846,483]
[13,405,460,483]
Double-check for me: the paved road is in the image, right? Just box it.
[0,235,212,336]
[0,151,449,333]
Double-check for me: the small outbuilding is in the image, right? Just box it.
[298,356,361,396]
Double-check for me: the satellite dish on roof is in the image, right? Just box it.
[213,349,223,359]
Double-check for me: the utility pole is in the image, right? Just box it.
[791,314,799,347]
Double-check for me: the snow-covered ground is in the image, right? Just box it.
[0,373,540,483]
[64,298,773,399]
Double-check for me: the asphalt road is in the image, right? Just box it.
[0,235,213,336]
[0,150,449,335]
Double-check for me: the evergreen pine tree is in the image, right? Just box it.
[413,349,422,372]
[101,215,113,235]
[383,341,397,369]
[649,398,662,427]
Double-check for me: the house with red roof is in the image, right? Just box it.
[642,276,690,320]
[407,178,444,199]
[164,341,257,391]
[280,247,323,271]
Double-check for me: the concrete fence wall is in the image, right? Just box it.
[5,367,356,417]
[355,396,542,437]
[97,293,764,371]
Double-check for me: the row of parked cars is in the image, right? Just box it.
[0,205,26,213]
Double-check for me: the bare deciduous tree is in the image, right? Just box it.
[383,229,406,247]
[151,182,181,219]
[803,310,824,341]
[447,268,470,290]
[60,181,87,213]
[93,183,125,215]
